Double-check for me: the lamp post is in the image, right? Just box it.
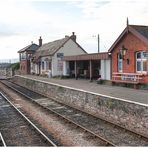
[120,45,128,59]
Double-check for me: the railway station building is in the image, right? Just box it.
[18,33,87,76]
[109,21,148,87]
[18,20,148,87]
[18,43,39,75]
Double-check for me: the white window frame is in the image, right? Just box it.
[118,53,122,72]
[136,51,147,73]
[20,52,27,60]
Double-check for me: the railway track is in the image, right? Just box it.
[0,80,114,146]
[0,132,6,146]
[0,92,57,146]
[1,80,148,146]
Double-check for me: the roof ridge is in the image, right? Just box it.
[109,24,148,52]
[130,24,148,27]
[41,36,70,47]
[18,43,39,53]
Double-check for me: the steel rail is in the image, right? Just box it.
[0,81,115,146]
[0,92,57,147]
[39,103,116,146]
[3,80,148,140]
[51,95,148,139]
[1,80,148,145]
[0,132,6,147]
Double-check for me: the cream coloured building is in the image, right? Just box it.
[31,32,87,77]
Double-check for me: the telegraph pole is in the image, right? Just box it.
[98,34,100,53]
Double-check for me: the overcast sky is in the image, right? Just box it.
[0,0,148,60]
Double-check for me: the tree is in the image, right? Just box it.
[9,62,20,71]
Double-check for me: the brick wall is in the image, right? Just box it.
[12,75,148,136]
[20,60,30,74]
[111,32,148,82]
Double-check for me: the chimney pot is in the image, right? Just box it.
[71,32,76,42]
[39,36,42,47]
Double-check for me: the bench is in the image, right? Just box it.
[111,72,143,89]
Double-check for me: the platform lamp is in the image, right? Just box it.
[120,45,128,60]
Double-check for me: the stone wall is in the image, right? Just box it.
[12,75,148,136]
[0,68,12,78]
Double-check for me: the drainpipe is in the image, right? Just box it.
[89,60,92,81]
[74,61,77,79]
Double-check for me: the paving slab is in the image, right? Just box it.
[22,75,148,105]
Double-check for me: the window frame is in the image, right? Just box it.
[136,51,147,73]
[118,53,123,72]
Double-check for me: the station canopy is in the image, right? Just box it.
[63,52,109,61]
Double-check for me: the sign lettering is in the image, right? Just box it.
[143,53,148,58]
[121,75,136,81]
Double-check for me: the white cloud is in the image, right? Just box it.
[1,0,148,59]
[70,0,148,52]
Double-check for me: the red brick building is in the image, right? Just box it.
[18,42,40,74]
[109,22,148,86]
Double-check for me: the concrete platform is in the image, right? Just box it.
[22,75,148,105]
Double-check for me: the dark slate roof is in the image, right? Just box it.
[108,24,148,52]
[34,35,87,59]
[18,43,39,53]
[35,36,70,58]
[131,25,148,39]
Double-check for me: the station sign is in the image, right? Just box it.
[143,52,148,58]
[57,53,64,58]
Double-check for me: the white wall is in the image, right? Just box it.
[63,61,70,76]
[52,39,86,76]
[101,59,111,80]
[35,64,40,75]
[30,62,36,74]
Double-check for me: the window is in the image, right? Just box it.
[46,61,49,70]
[46,61,51,70]
[118,53,122,72]
[49,62,51,70]
[136,51,147,72]
[27,53,32,60]
[20,52,26,60]
[42,61,44,70]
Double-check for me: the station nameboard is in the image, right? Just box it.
[57,53,64,58]
[143,53,148,58]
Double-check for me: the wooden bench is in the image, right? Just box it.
[111,72,143,89]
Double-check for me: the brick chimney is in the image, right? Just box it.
[70,32,76,42]
[39,36,42,47]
